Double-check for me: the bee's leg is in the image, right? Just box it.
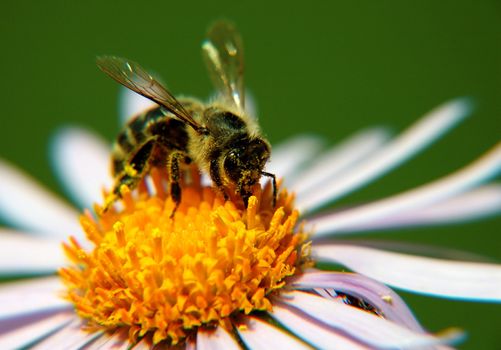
[167,150,188,217]
[104,140,156,211]
[121,139,156,191]
[210,159,229,201]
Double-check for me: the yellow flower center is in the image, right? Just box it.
[60,169,310,345]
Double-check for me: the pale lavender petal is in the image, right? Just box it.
[51,127,112,209]
[296,98,472,213]
[290,127,390,195]
[120,87,157,125]
[197,326,240,350]
[0,230,65,275]
[266,135,325,181]
[0,160,82,239]
[339,184,501,232]
[270,303,370,349]
[237,316,311,350]
[313,244,501,301]
[83,329,130,350]
[31,319,103,349]
[293,271,424,331]
[280,290,463,349]
[0,277,71,320]
[340,240,497,262]
[0,308,62,333]
[130,338,153,350]
[185,337,196,350]
[308,142,501,237]
[82,331,116,349]
[0,311,73,349]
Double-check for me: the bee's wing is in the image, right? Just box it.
[97,56,204,133]
[202,20,245,109]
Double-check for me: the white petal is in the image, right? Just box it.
[0,230,65,275]
[84,329,131,350]
[51,127,112,209]
[120,87,157,125]
[313,244,501,301]
[266,135,325,181]
[237,316,311,350]
[291,127,390,195]
[308,142,501,237]
[270,303,370,350]
[280,291,462,349]
[296,98,472,213]
[197,326,240,350]
[339,184,501,232]
[31,319,103,350]
[0,311,74,349]
[0,277,71,320]
[185,337,196,350]
[0,160,82,240]
[130,338,154,350]
[293,270,424,331]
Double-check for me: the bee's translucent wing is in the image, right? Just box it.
[202,21,245,109]
[96,56,204,133]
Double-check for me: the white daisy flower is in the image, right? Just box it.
[0,89,500,350]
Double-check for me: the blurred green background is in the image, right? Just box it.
[1,1,500,349]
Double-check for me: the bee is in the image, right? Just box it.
[97,21,276,213]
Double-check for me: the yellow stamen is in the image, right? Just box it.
[60,172,309,345]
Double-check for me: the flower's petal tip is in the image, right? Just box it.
[456,95,475,108]
[49,125,111,209]
[437,327,467,346]
[119,86,157,125]
[428,97,473,130]
[49,125,95,164]
[445,96,474,118]
[49,125,75,149]
[49,125,87,156]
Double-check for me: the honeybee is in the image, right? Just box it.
[97,21,276,213]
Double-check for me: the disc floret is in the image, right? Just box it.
[60,173,309,344]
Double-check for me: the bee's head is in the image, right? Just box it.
[223,137,271,205]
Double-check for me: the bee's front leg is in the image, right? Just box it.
[210,158,229,201]
[104,139,156,212]
[167,150,189,217]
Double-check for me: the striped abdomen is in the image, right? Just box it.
[111,106,190,177]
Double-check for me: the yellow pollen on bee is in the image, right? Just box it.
[60,173,309,345]
[124,164,138,177]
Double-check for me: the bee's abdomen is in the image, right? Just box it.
[111,106,189,175]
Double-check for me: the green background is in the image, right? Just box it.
[1,1,500,349]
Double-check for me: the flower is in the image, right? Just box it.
[0,90,500,349]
